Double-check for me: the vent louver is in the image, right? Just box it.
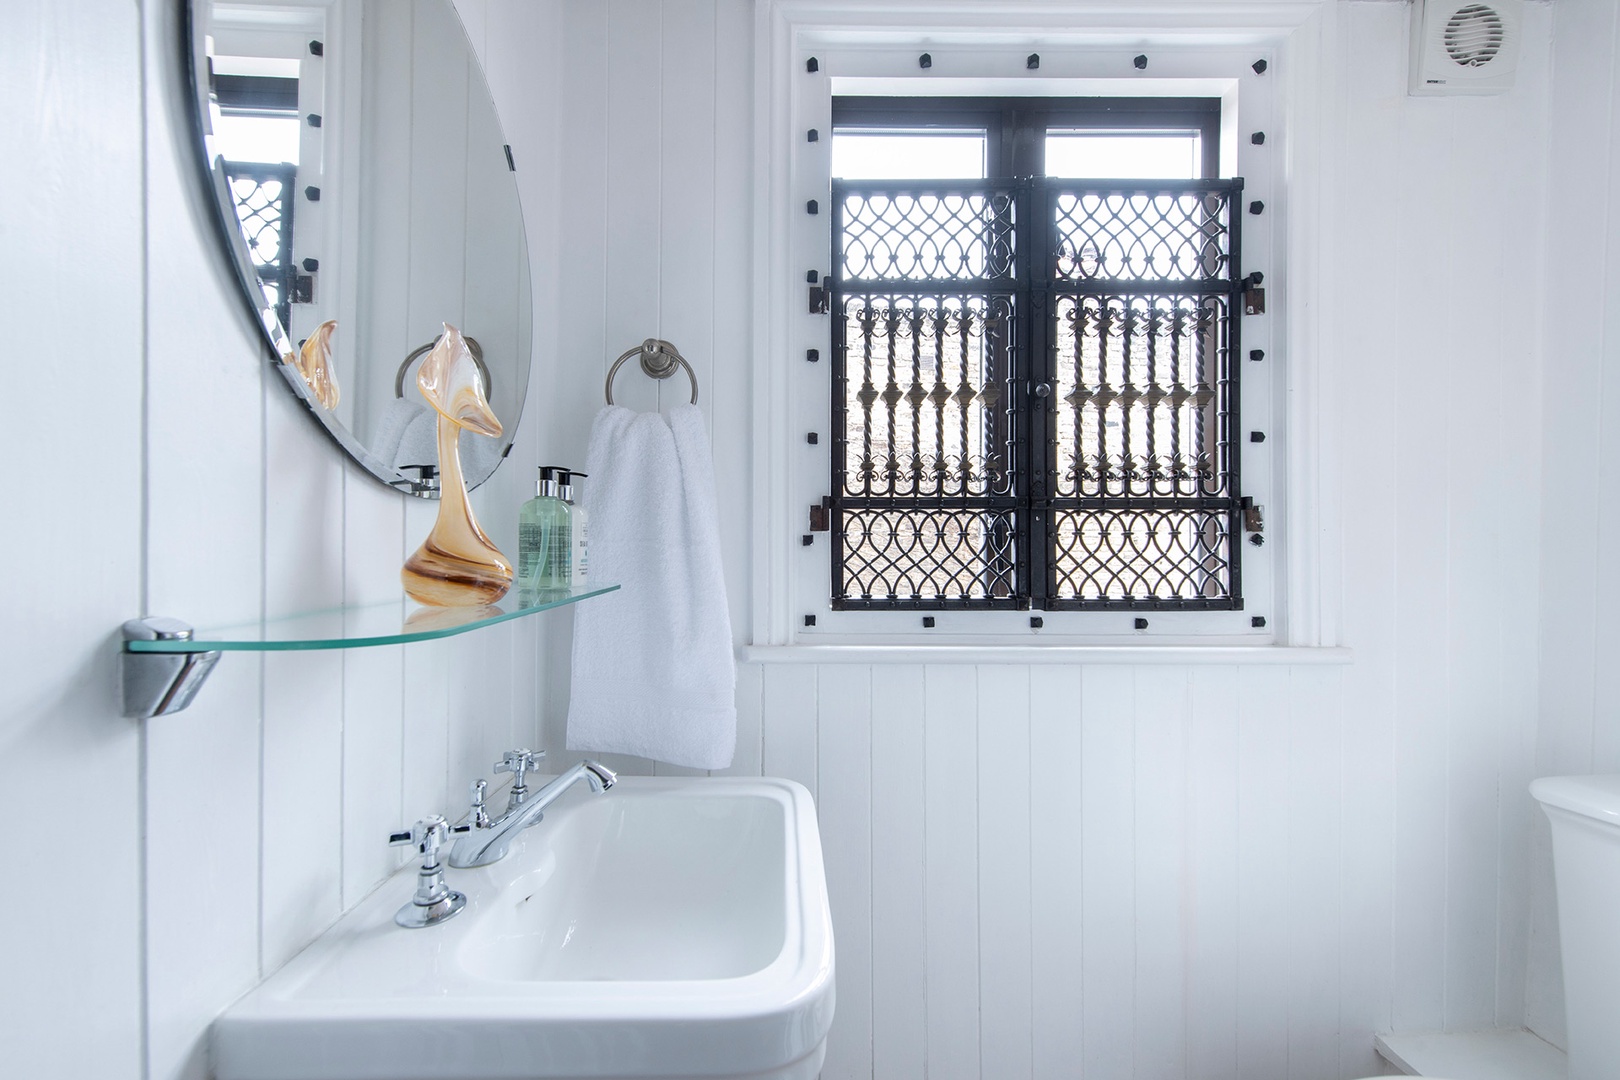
[1444,4,1505,68]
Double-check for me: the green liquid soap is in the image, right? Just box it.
[517,466,572,591]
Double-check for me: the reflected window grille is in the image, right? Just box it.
[828,98,1244,611]
[225,162,297,333]
[210,73,301,336]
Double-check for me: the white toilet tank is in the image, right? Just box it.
[1530,774,1620,1080]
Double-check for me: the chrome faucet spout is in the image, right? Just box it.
[447,759,616,869]
[584,760,617,792]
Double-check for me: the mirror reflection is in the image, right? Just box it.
[190,0,532,493]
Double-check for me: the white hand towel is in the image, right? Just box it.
[566,403,736,769]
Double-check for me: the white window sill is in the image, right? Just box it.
[738,643,1353,666]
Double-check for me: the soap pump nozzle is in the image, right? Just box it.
[560,469,587,503]
[536,465,565,498]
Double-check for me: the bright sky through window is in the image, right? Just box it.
[212,112,301,166]
[1045,132,1200,179]
[832,132,986,179]
[829,128,1201,180]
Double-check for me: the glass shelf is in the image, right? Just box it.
[126,583,619,653]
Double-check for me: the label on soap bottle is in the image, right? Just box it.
[544,520,570,588]
[518,520,547,584]
[572,507,589,586]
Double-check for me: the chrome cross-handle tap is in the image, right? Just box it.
[495,748,545,814]
[387,815,466,929]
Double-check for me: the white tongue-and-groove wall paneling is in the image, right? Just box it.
[4,1,1600,1078]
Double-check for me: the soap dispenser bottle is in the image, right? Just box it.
[563,470,588,586]
[517,466,571,591]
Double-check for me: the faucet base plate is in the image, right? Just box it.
[395,890,466,929]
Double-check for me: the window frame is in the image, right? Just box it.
[827,96,1243,613]
[750,2,1340,650]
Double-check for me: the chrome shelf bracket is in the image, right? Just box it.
[120,617,222,719]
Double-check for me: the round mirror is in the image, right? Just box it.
[184,0,532,495]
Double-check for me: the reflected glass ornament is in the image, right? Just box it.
[286,319,342,410]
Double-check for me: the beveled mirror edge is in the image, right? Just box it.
[178,0,528,498]
[180,0,289,357]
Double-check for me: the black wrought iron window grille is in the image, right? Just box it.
[828,98,1246,611]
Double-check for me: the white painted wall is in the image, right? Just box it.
[2,1,578,1076]
[1528,0,1620,1051]
[514,2,1554,1078]
[0,0,1593,1078]
[139,1,579,1075]
[0,2,145,1075]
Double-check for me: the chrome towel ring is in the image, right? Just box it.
[605,338,698,406]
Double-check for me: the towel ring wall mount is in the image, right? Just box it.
[605,339,698,405]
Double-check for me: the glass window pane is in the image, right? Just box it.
[832,132,986,180]
[213,113,301,166]
[1045,132,1200,179]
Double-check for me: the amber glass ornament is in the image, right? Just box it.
[400,324,513,606]
[286,319,342,410]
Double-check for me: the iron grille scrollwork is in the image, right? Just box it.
[1053,189,1234,282]
[224,161,297,333]
[832,180,1025,608]
[840,187,1018,282]
[830,177,1244,611]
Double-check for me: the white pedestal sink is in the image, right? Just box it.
[213,777,835,1080]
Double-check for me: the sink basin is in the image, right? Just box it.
[213,777,834,1080]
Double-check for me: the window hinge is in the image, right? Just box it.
[1241,496,1264,533]
[1243,271,1265,315]
[809,496,832,532]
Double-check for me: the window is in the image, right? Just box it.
[826,97,1252,612]
[211,72,303,333]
